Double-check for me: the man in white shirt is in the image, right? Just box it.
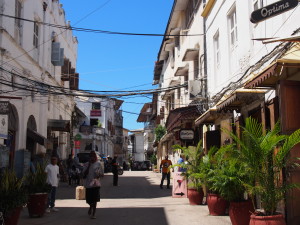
[45,156,60,212]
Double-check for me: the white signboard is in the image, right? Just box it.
[0,114,8,139]
[179,129,194,140]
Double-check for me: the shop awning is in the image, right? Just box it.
[195,107,232,126]
[245,45,300,88]
[216,89,266,112]
[47,119,70,132]
[182,48,199,61]
[27,128,46,146]
[166,106,201,132]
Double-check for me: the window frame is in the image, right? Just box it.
[33,22,39,48]
[228,6,238,50]
[213,30,220,67]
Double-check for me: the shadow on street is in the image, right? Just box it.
[56,173,172,200]
[19,207,169,225]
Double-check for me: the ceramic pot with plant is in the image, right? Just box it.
[172,141,205,205]
[25,163,51,217]
[229,117,300,225]
[0,169,28,225]
[208,144,253,224]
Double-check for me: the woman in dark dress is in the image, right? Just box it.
[83,151,103,219]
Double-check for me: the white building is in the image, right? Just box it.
[129,129,145,162]
[0,0,78,171]
[75,96,123,158]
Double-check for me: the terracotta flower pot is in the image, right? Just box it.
[187,188,204,205]
[4,207,22,225]
[229,200,254,225]
[27,193,48,217]
[249,213,286,225]
[207,193,227,216]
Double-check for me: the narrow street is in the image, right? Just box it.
[19,171,231,225]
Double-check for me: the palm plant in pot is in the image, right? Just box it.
[25,163,51,217]
[0,168,28,225]
[208,144,254,224]
[198,146,228,216]
[229,117,300,225]
[172,141,204,205]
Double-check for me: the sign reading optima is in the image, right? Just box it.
[250,0,298,23]
[179,129,194,140]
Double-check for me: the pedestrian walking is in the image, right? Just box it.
[83,151,104,219]
[111,156,119,186]
[160,155,173,189]
[45,156,60,213]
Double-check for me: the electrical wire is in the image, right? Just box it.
[0,13,204,37]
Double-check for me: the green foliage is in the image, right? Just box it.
[25,163,51,194]
[0,169,28,217]
[208,144,249,202]
[228,117,300,215]
[172,141,204,191]
[155,125,166,142]
[150,154,157,165]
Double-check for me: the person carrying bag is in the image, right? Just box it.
[83,151,103,219]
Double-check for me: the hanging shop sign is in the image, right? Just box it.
[250,0,299,23]
[0,115,8,139]
[179,129,194,140]
[0,101,9,114]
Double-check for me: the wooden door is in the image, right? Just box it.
[280,80,300,225]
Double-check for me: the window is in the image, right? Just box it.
[253,0,264,11]
[33,22,39,48]
[185,0,200,28]
[15,0,22,28]
[213,31,220,66]
[90,119,98,126]
[228,7,237,48]
[194,59,199,79]
[92,102,101,110]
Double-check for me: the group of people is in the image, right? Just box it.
[45,152,120,219]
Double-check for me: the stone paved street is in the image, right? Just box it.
[18,171,231,225]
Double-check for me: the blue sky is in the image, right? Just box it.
[60,0,173,130]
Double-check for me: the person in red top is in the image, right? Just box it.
[159,155,173,189]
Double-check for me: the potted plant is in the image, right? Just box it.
[0,168,28,225]
[172,141,204,205]
[208,144,254,224]
[229,117,300,225]
[25,163,51,217]
[197,146,228,215]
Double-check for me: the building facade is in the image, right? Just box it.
[0,0,78,172]
[74,95,123,159]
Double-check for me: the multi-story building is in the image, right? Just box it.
[153,1,300,223]
[74,95,123,159]
[0,0,78,172]
[152,0,205,164]
[129,129,145,162]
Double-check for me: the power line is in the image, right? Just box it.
[0,14,204,37]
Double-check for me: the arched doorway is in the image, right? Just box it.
[26,115,37,156]
[4,104,19,168]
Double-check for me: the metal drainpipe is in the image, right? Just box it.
[202,3,208,110]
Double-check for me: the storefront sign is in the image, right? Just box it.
[0,101,9,114]
[90,110,101,117]
[250,0,298,23]
[179,129,194,140]
[0,115,8,139]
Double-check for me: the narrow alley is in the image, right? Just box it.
[18,171,231,225]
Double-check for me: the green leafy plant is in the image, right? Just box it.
[25,163,51,194]
[208,144,249,202]
[229,117,300,215]
[154,125,166,142]
[0,169,28,217]
[172,141,204,191]
[150,154,157,165]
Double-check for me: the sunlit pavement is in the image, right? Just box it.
[18,171,231,225]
